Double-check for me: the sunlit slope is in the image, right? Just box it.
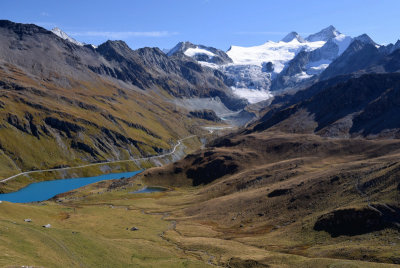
[0,20,242,187]
[0,63,199,182]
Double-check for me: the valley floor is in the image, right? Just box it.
[0,174,398,267]
[1,132,400,267]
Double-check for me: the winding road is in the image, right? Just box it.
[0,135,197,183]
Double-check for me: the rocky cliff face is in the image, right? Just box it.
[167,41,233,66]
[251,73,400,138]
[0,20,247,110]
[0,20,247,181]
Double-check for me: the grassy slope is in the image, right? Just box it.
[0,63,208,192]
[0,177,397,268]
[137,132,400,266]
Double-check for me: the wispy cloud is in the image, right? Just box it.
[69,31,179,39]
[235,31,312,36]
[235,31,289,36]
[40,12,50,17]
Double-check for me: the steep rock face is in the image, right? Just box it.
[51,27,84,46]
[350,85,400,135]
[167,41,196,56]
[315,37,400,81]
[0,20,246,110]
[368,48,400,73]
[93,41,158,89]
[305,25,340,42]
[96,41,246,110]
[188,110,221,122]
[319,40,382,80]
[251,73,400,138]
[0,20,248,182]
[271,33,356,91]
[0,20,51,36]
[354,33,378,46]
[168,41,233,66]
[0,20,99,83]
[281,31,305,43]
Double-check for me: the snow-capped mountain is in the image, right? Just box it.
[389,40,400,53]
[165,26,384,104]
[166,26,362,103]
[354,34,379,47]
[51,27,84,46]
[281,31,305,43]
[226,38,325,74]
[223,37,326,102]
[168,41,232,67]
[305,25,341,42]
[272,28,355,90]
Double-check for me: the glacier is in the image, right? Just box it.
[169,26,357,104]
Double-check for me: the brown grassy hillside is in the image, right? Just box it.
[138,131,400,265]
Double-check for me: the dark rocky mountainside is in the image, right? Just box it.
[319,40,382,80]
[271,32,400,92]
[251,73,400,138]
[0,20,247,184]
[0,20,246,111]
[319,39,400,81]
[167,41,233,65]
[188,109,221,122]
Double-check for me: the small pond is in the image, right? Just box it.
[131,186,166,194]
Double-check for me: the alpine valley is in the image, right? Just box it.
[1,19,400,268]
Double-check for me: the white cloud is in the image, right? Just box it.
[235,31,312,36]
[40,12,50,17]
[235,31,288,36]
[69,31,179,39]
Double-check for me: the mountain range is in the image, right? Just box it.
[167,25,400,104]
[1,20,400,180]
[1,19,400,266]
[0,20,249,185]
[50,23,400,106]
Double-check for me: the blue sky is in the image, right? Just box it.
[2,0,400,50]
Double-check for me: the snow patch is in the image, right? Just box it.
[184,47,216,58]
[294,72,313,80]
[227,39,325,73]
[231,87,273,104]
[51,27,84,46]
[198,61,219,69]
[332,34,353,55]
[306,59,332,75]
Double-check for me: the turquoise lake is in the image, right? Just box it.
[0,170,142,203]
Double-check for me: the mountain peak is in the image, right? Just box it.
[0,20,49,35]
[306,25,341,42]
[281,31,305,43]
[96,40,135,62]
[97,40,133,54]
[51,27,84,46]
[167,41,196,56]
[354,34,378,46]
